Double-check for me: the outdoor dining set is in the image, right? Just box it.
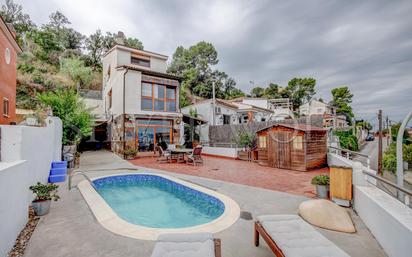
[156,145,204,166]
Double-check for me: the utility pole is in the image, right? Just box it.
[378,110,383,175]
[386,116,390,145]
[212,81,216,126]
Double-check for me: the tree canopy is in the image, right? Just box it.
[168,41,244,107]
[330,86,354,120]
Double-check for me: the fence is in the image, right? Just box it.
[0,117,62,256]
[208,116,323,145]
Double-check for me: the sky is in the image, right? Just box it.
[12,0,412,126]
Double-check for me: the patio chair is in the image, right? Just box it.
[156,146,171,163]
[254,215,350,257]
[187,146,203,166]
[150,233,221,257]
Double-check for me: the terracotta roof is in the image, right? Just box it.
[257,123,326,132]
[116,65,182,81]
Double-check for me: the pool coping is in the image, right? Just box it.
[77,172,240,240]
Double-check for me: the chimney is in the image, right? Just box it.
[6,23,17,39]
[115,31,125,45]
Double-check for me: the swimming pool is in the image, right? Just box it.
[78,173,240,240]
[93,174,225,228]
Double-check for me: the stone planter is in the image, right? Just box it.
[315,185,329,199]
[32,200,51,216]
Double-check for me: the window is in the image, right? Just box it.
[258,136,267,148]
[3,98,9,117]
[131,57,150,67]
[141,82,177,112]
[223,114,231,124]
[293,135,303,150]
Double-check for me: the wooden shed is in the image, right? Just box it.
[255,124,327,171]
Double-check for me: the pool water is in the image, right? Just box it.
[93,174,225,228]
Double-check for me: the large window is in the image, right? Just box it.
[141,82,176,112]
[3,98,9,117]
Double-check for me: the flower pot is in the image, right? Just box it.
[315,185,329,199]
[32,200,51,216]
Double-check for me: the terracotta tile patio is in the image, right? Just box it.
[129,156,329,197]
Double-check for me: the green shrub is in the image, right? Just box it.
[311,174,330,185]
[29,182,60,202]
[236,130,256,148]
[37,89,94,145]
[334,130,359,151]
[383,142,412,173]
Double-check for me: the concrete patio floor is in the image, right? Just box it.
[23,150,386,257]
[129,155,329,197]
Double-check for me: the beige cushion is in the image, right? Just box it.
[257,215,350,257]
[299,199,356,233]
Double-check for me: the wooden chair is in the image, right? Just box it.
[156,146,171,163]
[188,146,203,166]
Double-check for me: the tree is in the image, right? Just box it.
[250,86,265,97]
[285,77,316,110]
[168,41,243,104]
[37,89,93,145]
[0,0,35,42]
[331,86,354,120]
[264,83,282,98]
[84,29,105,70]
[85,30,143,70]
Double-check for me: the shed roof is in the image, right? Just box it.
[257,123,326,133]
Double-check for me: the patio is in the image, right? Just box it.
[129,155,329,197]
[22,151,386,257]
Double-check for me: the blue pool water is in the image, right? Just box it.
[93,174,225,228]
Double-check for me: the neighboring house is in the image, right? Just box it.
[300,99,348,129]
[299,99,335,116]
[181,98,273,126]
[0,17,22,125]
[234,97,293,120]
[102,37,182,155]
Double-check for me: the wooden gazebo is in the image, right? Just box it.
[255,124,327,171]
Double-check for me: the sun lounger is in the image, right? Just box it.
[254,215,350,257]
[151,233,221,257]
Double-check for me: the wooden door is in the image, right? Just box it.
[269,131,292,169]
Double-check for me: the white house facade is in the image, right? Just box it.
[102,43,182,155]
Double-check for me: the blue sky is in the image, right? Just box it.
[13,0,412,126]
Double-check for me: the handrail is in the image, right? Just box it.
[362,170,412,197]
[68,169,96,191]
[328,146,370,168]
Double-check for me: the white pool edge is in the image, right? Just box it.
[77,172,240,240]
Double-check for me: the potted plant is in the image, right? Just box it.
[311,174,330,199]
[29,182,60,216]
[124,148,137,160]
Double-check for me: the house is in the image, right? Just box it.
[181,98,273,126]
[0,17,22,125]
[299,99,335,116]
[231,97,293,120]
[102,35,182,155]
[300,99,348,129]
[255,124,327,171]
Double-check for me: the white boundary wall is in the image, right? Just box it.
[202,146,241,159]
[328,153,412,257]
[0,117,62,256]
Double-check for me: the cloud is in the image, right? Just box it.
[14,0,412,122]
